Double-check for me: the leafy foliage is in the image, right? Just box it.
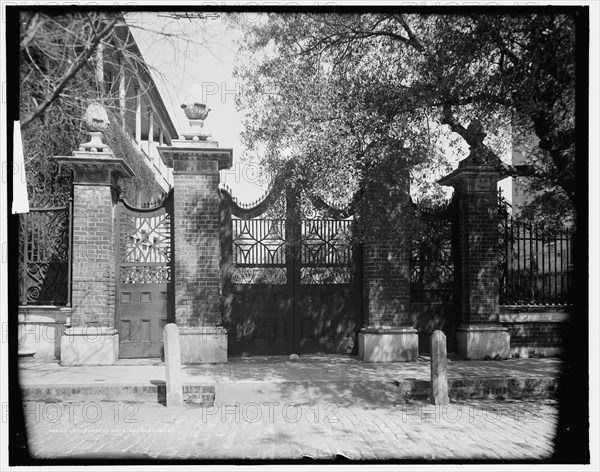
[103,120,164,205]
[513,178,575,232]
[233,12,579,231]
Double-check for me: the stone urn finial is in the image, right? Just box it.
[458,119,503,168]
[180,102,212,142]
[79,102,111,153]
[181,102,211,121]
[466,119,486,147]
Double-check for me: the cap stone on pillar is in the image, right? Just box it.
[158,102,232,171]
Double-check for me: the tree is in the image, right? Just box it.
[233,12,580,225]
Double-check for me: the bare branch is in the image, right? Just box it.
[21,17,118,129]
[395,14,424,52]
[440,104,472,144]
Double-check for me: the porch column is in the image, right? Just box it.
[158,103,233,363]
[439,121,510,360]
[55,103,134,365]
[134,85,141,149]
[358,150,418,362]
[119,59,126,131]
[147,106,154,156]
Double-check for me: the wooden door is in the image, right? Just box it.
[117,283,169,358]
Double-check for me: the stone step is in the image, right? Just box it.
[22,383,215,406]
[213,375,560,411]
[395,376,560,400]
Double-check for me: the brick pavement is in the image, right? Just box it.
[23,398,558,460]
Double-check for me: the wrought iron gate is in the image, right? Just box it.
[115,191,174,358]
[410,198,458,353]
[221,190,362,356]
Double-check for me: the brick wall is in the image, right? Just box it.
[70,184,116,326]
[499,306,570,355]
[505,322,567,348]
[363,244,411,327]
[456,186,500,324]
[411,288,458,353]
[173,161,222,327]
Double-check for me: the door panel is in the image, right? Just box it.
[227,284,294,356]
[295,285,358,354]
[118,283,168,358]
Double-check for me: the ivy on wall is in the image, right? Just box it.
[104,118,165,206]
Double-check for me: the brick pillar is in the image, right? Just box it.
[358,156,418,362]
[55,123,133,365]
[158,113,233,363]
[439,139,510,360]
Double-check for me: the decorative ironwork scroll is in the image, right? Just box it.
[119,266,172,284]
[19,206,71,305]
[231,267,287,284]
[301,196,328,220]
[300,266,352,284]
[117,195,173,284]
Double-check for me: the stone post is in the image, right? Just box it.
[430,330,449,405]
[358,149,418,362]
[56,103,133,365]
[439,121,510,360]
[158,103,232,363]
[164,323,183,406]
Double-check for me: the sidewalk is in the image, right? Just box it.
[18,355,562,460]
[19,355,563,405]
[23,397,559,460]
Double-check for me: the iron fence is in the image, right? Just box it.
[499,210,574,305]
[19,200,73,306]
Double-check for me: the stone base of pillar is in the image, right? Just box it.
[358,327,418,362]
[60,327,119,365]
[456,324,510,360]
[179,326,228,364]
